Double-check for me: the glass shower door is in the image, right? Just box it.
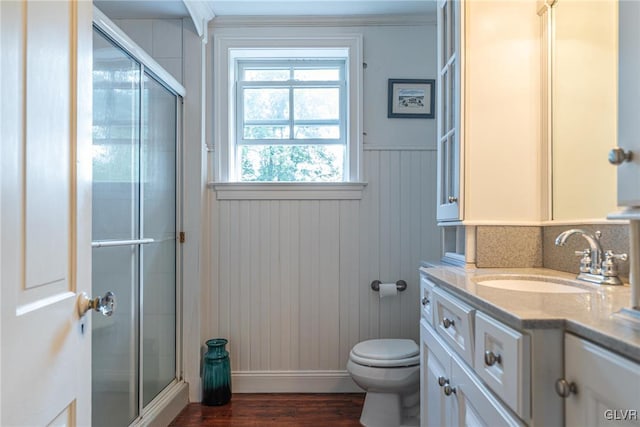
[92,29,141,427]
[141,72,177,406]
[92,27,179,426]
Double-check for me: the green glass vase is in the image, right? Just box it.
[202,338,232,406]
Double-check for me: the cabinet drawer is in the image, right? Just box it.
[420,273,436,325]
[474,311,530,420]
[432,287,475,366]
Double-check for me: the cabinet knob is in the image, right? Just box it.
[437,376,449,387]
[484,350,502,367]
[554,378,578,398]
[443,384,457,396]
[608,147,633,165]
[448,196,458,203]
[421,297,430,306]
[442,317,455,329]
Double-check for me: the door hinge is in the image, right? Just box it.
[179,232,186,243]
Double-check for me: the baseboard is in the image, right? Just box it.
[231,370,363,393]
[136,381,189,427]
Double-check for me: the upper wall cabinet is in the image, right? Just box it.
[436,0,461,222]
[541,0,618,221]
[436,0,541,224]
[617,0,640,208]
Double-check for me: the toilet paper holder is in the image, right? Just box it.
[370,280,407,292]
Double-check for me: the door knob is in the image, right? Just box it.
[78,291,116,317]
[608,147,632,165]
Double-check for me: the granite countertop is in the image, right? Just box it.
[421,265,640,363]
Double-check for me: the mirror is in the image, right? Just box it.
[547,0,619,221]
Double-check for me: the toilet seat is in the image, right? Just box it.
[350,339,419,368]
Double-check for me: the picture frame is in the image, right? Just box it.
[387,78,435,119]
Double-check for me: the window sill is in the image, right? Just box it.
[208,182,367,200]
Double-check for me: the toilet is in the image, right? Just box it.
[347,338,420,427]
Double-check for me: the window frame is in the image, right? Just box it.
[211,31,364,190]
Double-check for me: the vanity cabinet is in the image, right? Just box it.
[419,270,564,427]
[435,0,541,225]
[561,334,640,427]
[420,273,536,427]
[421,319,526,427]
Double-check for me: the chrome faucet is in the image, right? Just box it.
[555,229,627,286]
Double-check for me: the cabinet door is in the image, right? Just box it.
[422,319,458,427]
[436,0,462,221]
[564,334,640,427]
[617,0,640,206]
[452,356,525,427]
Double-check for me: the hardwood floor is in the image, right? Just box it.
[169,393,365,426]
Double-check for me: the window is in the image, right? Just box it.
[236,59,347,182]
[212,33,363,190]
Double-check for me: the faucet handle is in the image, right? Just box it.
[601,250,628,278]
[604,250,628,262]
[574,249,592,273]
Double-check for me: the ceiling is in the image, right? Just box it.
[94,0,435,19]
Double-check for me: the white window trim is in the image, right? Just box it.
[211,30,364,198]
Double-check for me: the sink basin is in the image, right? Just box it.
[475,277,589,294]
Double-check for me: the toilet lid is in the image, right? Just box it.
[350,339,419,367]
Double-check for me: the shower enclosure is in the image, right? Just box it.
[91,12,183,426]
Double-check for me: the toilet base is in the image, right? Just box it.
[359,391,419,427]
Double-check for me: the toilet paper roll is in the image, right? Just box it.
[379,282,398,298]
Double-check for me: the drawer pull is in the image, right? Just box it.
[443,384,457,396]
[421,297,430,306]
[437,376,449,387]
[484,350,502,366]
[555,378,578,398]
[442,317,455,329]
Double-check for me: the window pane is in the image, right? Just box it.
[244,88,290,121]
[240,144,344,182]
[294,88,339,120]
[243,125,290,140]
[294,68,340,81]
[293,125,340,139]
[243,68,290,81]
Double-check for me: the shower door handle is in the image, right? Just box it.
[78,291,116,317]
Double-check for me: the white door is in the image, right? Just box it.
[1,1,93,426]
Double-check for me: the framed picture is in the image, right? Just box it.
[387,79,435,118]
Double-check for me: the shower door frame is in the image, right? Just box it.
[92,7,186,425]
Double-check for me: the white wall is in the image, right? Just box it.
[207,19,440,392]
[109,14,440,395]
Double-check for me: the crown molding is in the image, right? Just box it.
[183,0,216,37]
